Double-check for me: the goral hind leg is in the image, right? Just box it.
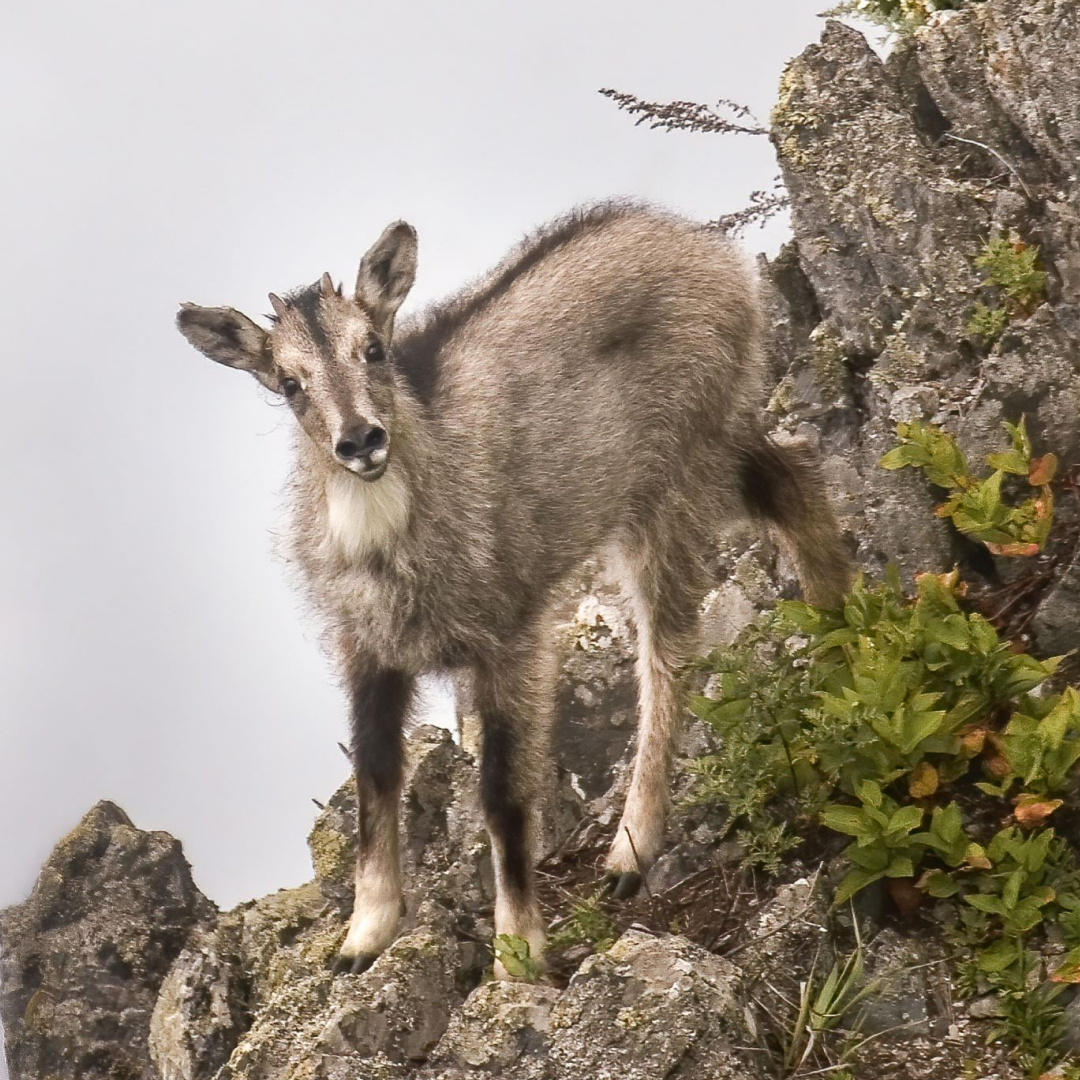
[605,540,702,899]
[473,632,555,978]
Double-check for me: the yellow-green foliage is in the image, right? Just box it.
[691,416,1080,1075]
[548,889,617,953]
[823,0,982,34]
[880,417,1056,555]
[968,301,1009,342]
[976,236,1048,311]
[968,235,1049,342]
[692,570,1080,1075]
[492,934,542,982]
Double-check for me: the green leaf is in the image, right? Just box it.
[986,450,1029,475]
[880,444,930,470]
[834,867,885,906]
[1002,870,1023,911]
[976,938,1018,974]
[923,871,960,898]
[965,894,1006,915]
[846,842,892,873]
[821,806,867,837]
[931,803,963,844]
[856,780,883,810]
[887,805,924,836]
[493,934,542,981]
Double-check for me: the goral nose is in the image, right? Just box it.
[335,423,387,463]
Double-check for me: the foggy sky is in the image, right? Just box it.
[0,0,839,1023]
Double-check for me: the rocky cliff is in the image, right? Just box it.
[4,2,1080,1078]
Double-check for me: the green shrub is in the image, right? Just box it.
[492,934,542,981]
[967,235,1049,343]
[823,0,983,34]
[880,417,1056,556]
[547,888,617,953]
[975,236,1048,313]
[968,301,1009,342]
[690,418,1078,1075]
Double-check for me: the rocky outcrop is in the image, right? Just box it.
[4,3,1080,1078]
[761,3,1080,656]
[0,801,211,1080]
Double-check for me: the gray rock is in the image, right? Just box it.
[645,841,714,895]
[735,876,832,993]
[149,910,248,1080]
[553,572,639,800]
[217,920,462,1080]
[308,727,492,936]
[425,980,560,1077]
[773,20,987,362]
[856,929,936,1037]
[766,0,1080,637]
[0,801,211,1080]
[1031,548,1080,655]
[546,930,753,1080]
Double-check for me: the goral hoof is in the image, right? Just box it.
[603,870,643,901]
[332,951,377,975]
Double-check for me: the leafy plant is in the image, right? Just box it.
[987,957,1072,1078]
[975,236,1048,313]
[689,413,1079,1073]
[822,781,927,904]
[547,889,617,953]
[493,934,543,982]
[880,417,1056,555]
[823,0,983,35]
[967,234,1049,343]
[783,931,873,1076]
[736,821,803,875]
[968,301,1009,342]
[690,553,1080,1069]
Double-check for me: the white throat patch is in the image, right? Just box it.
[323,468,411,560]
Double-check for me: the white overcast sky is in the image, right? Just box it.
[0,0,839,945]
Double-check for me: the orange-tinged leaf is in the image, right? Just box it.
[985,754,1012,780]
[916,568,964,593]
[908,762,939,798]
[985,541,1039,557]
[1051,960,1080,984]
[1029,453,1058,486]
[965,843,992,870]
[1014,795,1063,828]
[960,726,988,755]
[888,878,923,918]
[940,569,963,593]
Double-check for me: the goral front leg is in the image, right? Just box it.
[335,662,413,974]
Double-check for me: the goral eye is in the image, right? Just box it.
[364,341,385,363]
[280,377,300,398]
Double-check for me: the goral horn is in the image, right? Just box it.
[319,272,335,298]
[268,292,288,317]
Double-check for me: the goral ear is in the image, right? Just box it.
[355,221,418,339]
[175,304,278,392]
